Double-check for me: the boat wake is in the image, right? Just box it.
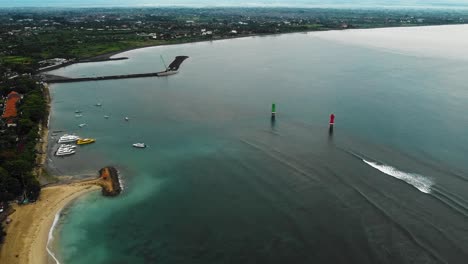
[47,211,62,264]
[363,159,434,194]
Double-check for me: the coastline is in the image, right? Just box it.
[38,23,465,74]
[0,81,98,264]
[0,183,100,264]
[0,80,122,264]
[34,82,52,183]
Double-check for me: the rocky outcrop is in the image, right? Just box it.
[98,167,122,197]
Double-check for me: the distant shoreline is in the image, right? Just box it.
[41,23,468,74]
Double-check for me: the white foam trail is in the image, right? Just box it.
[118,170,125,192]
[47,211,62,264]
[363,159,433,194]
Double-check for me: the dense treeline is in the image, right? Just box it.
[0,76,44,203]
[0,76,45,243]
[2,7,468,66]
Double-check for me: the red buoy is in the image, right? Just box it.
[329,113,335,125]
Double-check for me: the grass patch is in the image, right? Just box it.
[1,56,33,64]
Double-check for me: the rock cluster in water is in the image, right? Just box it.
[98,166,122,196]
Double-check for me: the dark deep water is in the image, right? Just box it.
[46,31,468,263]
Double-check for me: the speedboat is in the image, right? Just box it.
[58,134,80,143]
[104,115,110,119]
[60,144,76,149]
[132,143,146,148]
[78,123,87,128]
[58,144,76,150]
[77,138,96,145]
[124,117,129,121]
[55,147,76,156]
[95,103,102,107]
[56,150,75,156]
[57,147,75,152]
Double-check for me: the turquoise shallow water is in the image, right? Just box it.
[47,32,468,263]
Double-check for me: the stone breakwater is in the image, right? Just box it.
[42,56,189,83]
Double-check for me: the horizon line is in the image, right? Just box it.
[2,4,468,10]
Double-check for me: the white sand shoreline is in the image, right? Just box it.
[0,184,100,264]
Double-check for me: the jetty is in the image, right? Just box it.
[41,56,189,83]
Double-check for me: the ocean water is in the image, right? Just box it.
[46,27,468,264]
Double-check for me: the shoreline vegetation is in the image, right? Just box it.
[0,72,122,263]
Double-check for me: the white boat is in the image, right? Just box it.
[132,143,146,148]
[124,117,129,121]
[58,137,79,143]
[57,144,76,150]
[75,114,83,118]
[104,115,110,119]
[57,148,74,152]
[78,123,87,128]
[58,134,80,143]
[56,151,75,156]
[55,148,76,156]
[95,103,102,107]
[60,144,76,149]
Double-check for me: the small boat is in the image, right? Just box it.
[77,138,96,145]
[124,117,129,121]
[56,149,75,156]
[75,114,83,118]
[104,115,110,119]
[60,144,76,149]
[132,143,146,148]
[95,103,102,107]
[78,123,87,128]
[55,145,76,156]
[74,110,82,113]
[58,134,80,143]
[56,150,75,156]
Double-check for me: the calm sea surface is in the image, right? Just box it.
[46,30,468,264]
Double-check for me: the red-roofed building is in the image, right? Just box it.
[2,91,21,127]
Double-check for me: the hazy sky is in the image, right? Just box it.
[2,0,468,8]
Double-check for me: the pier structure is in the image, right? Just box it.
[42,56,189,83]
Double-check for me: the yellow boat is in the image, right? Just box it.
[77,138,96,145]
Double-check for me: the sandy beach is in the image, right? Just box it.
[0,184,100,264]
